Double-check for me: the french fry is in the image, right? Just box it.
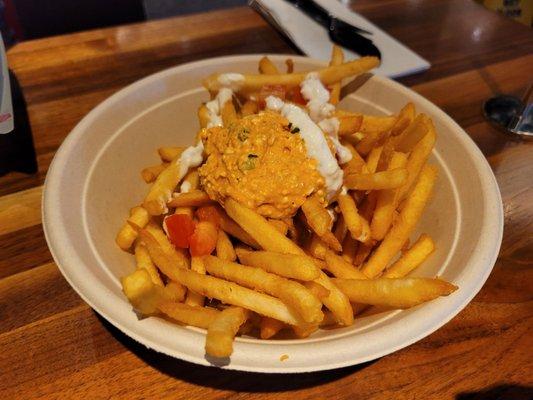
[225,198,304,255]
[332,277,457,308]
[134,242,164,286]
[259,317,285,339]
[314,271,354,326]
[359,115,397,134]
[203,57,380,92]
[116,206,150,251]
[341,234,358,263]
[240,100,258,116]
[198,104,210,129]
[292,323,319,338]
[141,163,168,183]
[159,301,220,329]
[143,159,182,215]
[205,306,249,358]
[303,281,330,300]
[333,214,347,243]
[182,169,200,191]
[394,114,430,153]
[356,131,386,156]
[185,256,206,307]
[324,249,367,279]
[362,165,437,278]
[397,126,436,201]
[216,230,237,262]
[268,218,289,236]
[353,241,374,267]
[384,234,435,278]
[163,281,187,303]
[344,168,408,190]
[235,248,320,281]
[301,197,341,251]
[139,222,190,273]
[158,146,185,162]
[203,255,323,324]
[258,56,279,75]
[167,190,214,208]
[342,143,368,175]
[171,267,303,326]
[370,152,408,241]
[338,193,371,242]
[365,145,383,173]
[306,234,328,260]
[329,45,344,105]
[390,103,415,137]
[221,100,238,126]
[337,113,363,136]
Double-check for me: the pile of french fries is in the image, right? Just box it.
[116,47,457,358]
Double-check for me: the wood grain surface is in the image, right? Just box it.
[1,1,532,399]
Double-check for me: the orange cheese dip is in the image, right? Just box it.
[199,111,325,218]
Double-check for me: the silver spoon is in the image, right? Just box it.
[483,84,533,139]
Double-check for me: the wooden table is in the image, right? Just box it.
[1,1,532,398]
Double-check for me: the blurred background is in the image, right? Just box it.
[0,0,530,46]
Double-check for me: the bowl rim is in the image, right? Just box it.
[43,54,503,373]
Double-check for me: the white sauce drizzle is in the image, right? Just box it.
[266,95,343,200]
[205,87,233,128]
[300,73,352,165]
[180,181,191,193]
[217,73,245,90]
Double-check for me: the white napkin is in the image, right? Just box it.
[253,0,430,78]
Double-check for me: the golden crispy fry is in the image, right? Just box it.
[205,306,249,357]
[370,152,408,241]
[174,207,193,217]
[134,242,164,286]
[303,281,330,300]
[259,56,279,74]
[356,131,385,156]
[203,57,380,92]
[268,218,289,236]
[198,104,210,129]
[394,114,430,153]
[332,277,457,308]
[163,281,187,302]
[140,222,190,273]
[365,145,383,173]
[301,197,341,251]
[338,193,371,243]
[185,256,206,307]
[353,241,374,267]
[183,169,200,190]
[342,143,368,175]
[240,100,258,117]
[167,190,214,208]
[329,45,344,105]
[225,198,304,255]
[173,267,303,325]
[337,114,363,136]
[221,100,238,126]
[203,255,323,324]
[362,165,437,278]
[314,271,354,326]
[292,323,319,338]
[121,269,163,314]
[384,234,435,278]
[359,115,397,134]
[143,159,182,215]
[324,249,367,279]
[341,234,358,263]
[116,206,150,251]
[259,317,285,339]
[333,214,347,243]
[141,163,168,184]
[159,301,220,329]
[216,230,237,262]
[306,234,328,260]
[397,126,436,201]
[158,146,185,163]
[390,103,415,136]
[235,248,320,281]
[344,168,408,190]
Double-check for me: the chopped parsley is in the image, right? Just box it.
[291,126,300,134]
[241,153,258,170]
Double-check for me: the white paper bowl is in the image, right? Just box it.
[43,55,503,373]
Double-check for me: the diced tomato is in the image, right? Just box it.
[286,86,306,105]
[258,84,286,109]
[163,214,196,248]
[195,205,223,229]
[189,221,218,256]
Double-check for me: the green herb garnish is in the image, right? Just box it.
[241,154,258,170]
[237,127,250,142]
[290,126,300,134]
